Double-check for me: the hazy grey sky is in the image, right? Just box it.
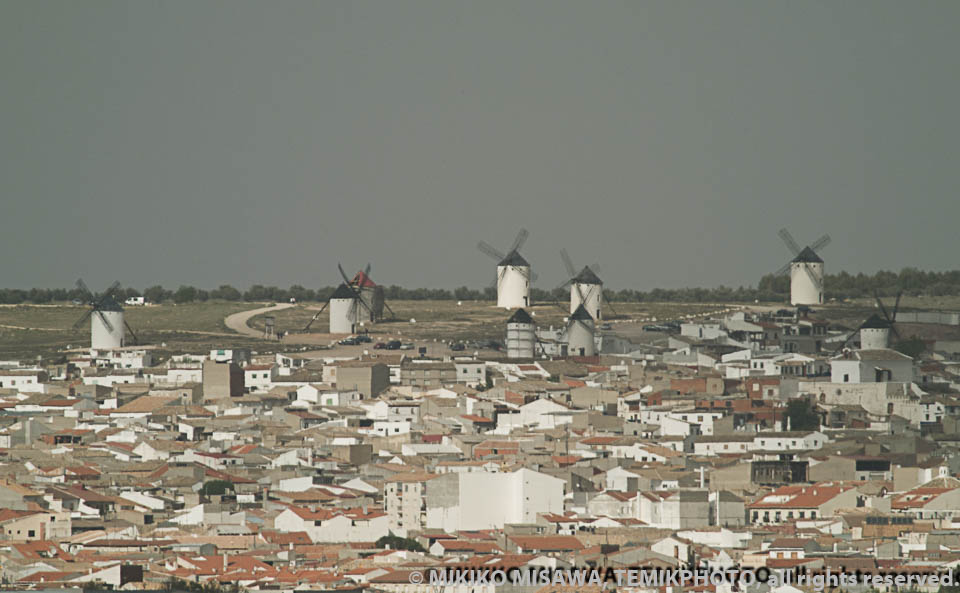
[2,1,958,291]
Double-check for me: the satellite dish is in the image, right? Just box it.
[457,301,462,306]
[531,311,536,317]
[410,318,416,324]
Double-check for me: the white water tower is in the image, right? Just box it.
[565,305,596,357]
[328,284,361,334]
[506,308,536,359]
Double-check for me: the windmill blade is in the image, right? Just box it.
[477,241,506,262]
[73,309,94,329]
[890,290,903,341]
[590,264,602,278]
[602,290,620,318]
[874,290,893,324]
[75,278,93,299]
[572,279,587,307]
[95,310,115,333]
[778,228,802,256]
[303,301,330,331]
[517,266,538,284]
[774,261,792,277]
[892,291,903,322]
[382,300,396,319]
[102,281,122,297]
[354,290,374,314]
[124,320,138,345]
[838,325,861,351]
[809,234,832,253]
[510,228,529,254]
[337,263,353,286]
[364,263,372,277]
[801,262,820,289]
[560,248,577,278]
[93,281,123,309]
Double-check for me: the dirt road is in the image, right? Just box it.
[224,303,296,338]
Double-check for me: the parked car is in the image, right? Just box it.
[643,324,663,332]
[386,340,402,350]
[450,343,466,351]
[356,335,372,343]
[373,342,387,350]
[338,337,359,346]
[400,342,415,350]
[600,323,612,330]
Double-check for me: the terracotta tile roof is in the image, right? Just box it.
[750,483,857,509]
[509,535,585,551]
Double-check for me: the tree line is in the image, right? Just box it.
[1,267,958,305]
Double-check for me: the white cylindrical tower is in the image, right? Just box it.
[566,305,596,357]
[789,248,824,306]
[859,315,891,350]
[328,284,359,334]
[496,251,531,309]
[91,306,124,350]
[570,266,603,320]
[506,309,536,359]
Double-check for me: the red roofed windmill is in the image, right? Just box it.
[344,263,395,323]
[301,263,395,333]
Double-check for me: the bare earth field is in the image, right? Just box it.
[1,295,959,361]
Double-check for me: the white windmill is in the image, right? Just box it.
[302,264,379,334]
[838,290,903,351]
[72,279,138,350]
[477,228,537,309]
[344,262,395,323]
[555,248,617,321]
[565,304,596,357]
[774,228,831,306]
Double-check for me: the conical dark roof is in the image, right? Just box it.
[507,308,533,324]
[570,304,594,322]
[330,283,358,300]
[860,313,892,329]
[792,246,824,264]
[572,266,602,285]
[96,294,124,312]
[499,250,530,267]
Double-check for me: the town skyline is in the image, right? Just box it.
[2,0,959,290]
